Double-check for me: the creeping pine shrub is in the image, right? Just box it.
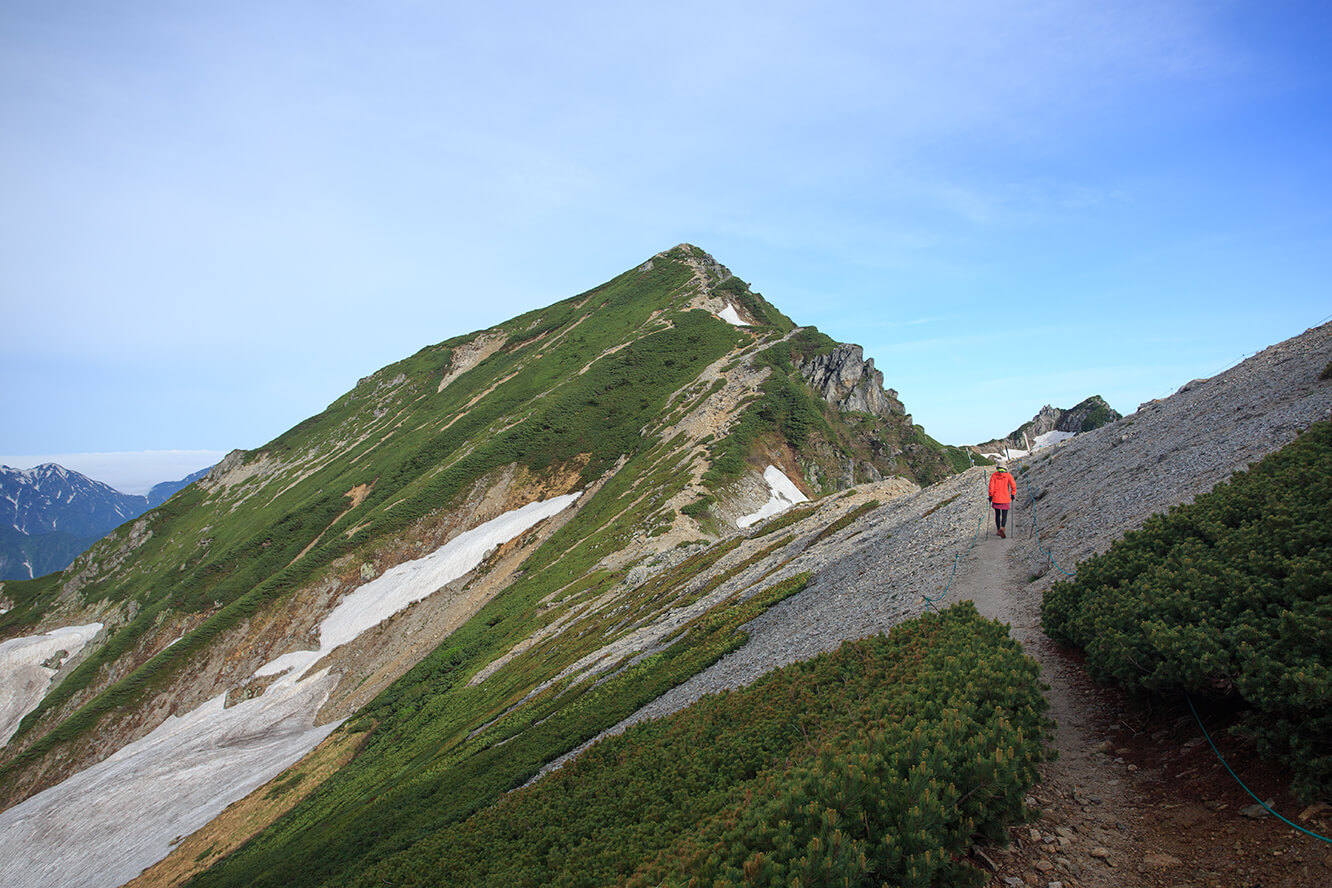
[1042,420,1332,801]
[702,372,831,487]
[349,602,1051,888]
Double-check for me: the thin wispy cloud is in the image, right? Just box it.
[1,0,1327,456]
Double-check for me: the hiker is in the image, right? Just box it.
[989,465,1017,538]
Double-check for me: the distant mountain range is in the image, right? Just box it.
[0,463,212,580]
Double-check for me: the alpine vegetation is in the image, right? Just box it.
[1042,419,1332,801]
[3,245,1328,887]
[1,246,1006,887]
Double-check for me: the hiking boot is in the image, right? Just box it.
[998,526,1006,538]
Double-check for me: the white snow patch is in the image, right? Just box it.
[717,304,748,326]
[982,448,1026,461]
[1,623,102,746]
[982,429,1076,462]
[0,493,580,888]
[736,466,808,529]
[1033,429,1076,448]
[0,673,338,888]
[255,493,581,685]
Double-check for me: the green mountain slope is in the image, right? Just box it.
[0,245,1003,885]
[206,603,1051,888]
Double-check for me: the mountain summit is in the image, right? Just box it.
[5,248,1327,888]
[0,245,973,887]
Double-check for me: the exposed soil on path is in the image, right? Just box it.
[952,516,1332,888]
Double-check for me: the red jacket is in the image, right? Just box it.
[989,469,1016,505]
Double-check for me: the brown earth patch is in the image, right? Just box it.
[980,662,1332,888]
[954,531,1332,888]
[290,482,375,565]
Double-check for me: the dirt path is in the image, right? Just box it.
[950,516,1145,888]
[949,510,1332,888]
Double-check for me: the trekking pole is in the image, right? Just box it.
[984,469,991,539]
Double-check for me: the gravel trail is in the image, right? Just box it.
[545,320,1332,884]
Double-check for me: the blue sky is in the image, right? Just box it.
[2,1,1329,493]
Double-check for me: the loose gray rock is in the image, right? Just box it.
[1239,801,1274,819]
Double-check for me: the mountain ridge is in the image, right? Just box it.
[974,394,1122,456]
[2,246,1329,888]
[0,246,963,839]
[0,463,212,581]
[145,317,1332,888]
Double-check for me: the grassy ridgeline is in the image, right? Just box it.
[0,254,742,773]
[1042,420,1332,801]
[341,602,1052,888]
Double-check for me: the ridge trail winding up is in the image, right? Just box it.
[951,512,1144,887]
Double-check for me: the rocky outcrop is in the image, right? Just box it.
[667,243,733,289]
[1054,395,1119,434]
[978,395,1122,453]
[1022,405,1064,439]
[204,450,248,486]
[797,344,905,418]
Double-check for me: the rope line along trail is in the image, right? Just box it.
[1187,698,1332,845]
[1013,462,1332,846]
[920,471,990,614]
[1017,466,1076,578]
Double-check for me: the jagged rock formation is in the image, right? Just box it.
[776,336,966,490]
[1046,394,1119,435]
[797,343,905,418]
[1020,404,1063,440]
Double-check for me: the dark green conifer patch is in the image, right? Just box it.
[185,574,812,887]
[1042,420,1332,800]
[336,602,1051,888]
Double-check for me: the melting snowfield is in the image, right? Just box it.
[736,465,808,528]
[0,672,339,888]
[982,429,1076,461]
[717,304,748,326]
[0,493,579,888]
[0,624,102,746]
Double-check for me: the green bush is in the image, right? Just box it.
[703,372,831,487]
[186,574,804,888]
[680,496,715,519]
[347,601,1050,888]
[1042,420,1332,800]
